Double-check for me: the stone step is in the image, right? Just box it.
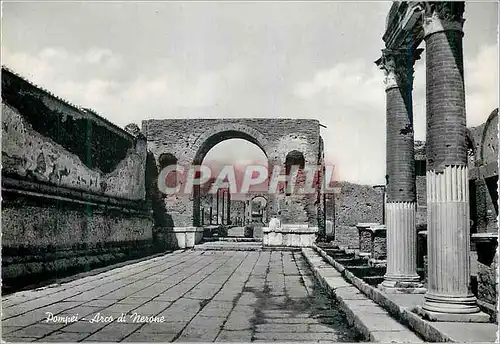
[193,242,262,251]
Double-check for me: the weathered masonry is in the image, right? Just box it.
[377,2,495,321]
[1,68,156,292]
[142,118,323,247]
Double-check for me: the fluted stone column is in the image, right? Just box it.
[418,2,488,321]
[376,48,425,293]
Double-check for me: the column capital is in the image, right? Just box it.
[422,2,465,37]
[375,48,423,90]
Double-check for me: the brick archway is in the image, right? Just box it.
[143,118,322,230]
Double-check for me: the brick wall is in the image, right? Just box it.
[425,29,467,172]
[143,118,321,228]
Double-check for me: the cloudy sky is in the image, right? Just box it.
[2,1,498,185]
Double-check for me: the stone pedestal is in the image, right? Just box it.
[471,233,498,311]
[368,225,387,267]
[356,223,378,258]
[262,224,317,247]
[170,227,204,249]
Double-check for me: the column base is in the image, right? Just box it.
[379,280,426,294]
[423,292,482,312]
[415,306,490,323]
[368,258,386,268]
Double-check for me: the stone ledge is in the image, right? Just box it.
[471,232,498,243]
[2,177,150,213]
[172,227,204,233]
[262,225,318,234]
[193,242,262,251]
[302,247,423,343]
[311,243,498,343]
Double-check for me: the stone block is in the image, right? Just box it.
[356,223,378,256]
[370,225,386,260]
[262,225,317,247]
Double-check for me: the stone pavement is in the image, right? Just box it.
[2,250,362,342]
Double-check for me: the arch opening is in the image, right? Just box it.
[193,134,269,230]
[284,150,306,196]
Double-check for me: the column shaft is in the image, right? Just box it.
[420,3,486,320]
[385,202,419,280]
[376,47,424,292]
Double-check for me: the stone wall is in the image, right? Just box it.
[1,68,155,292]
[143,118,321,228]
[331,225,360,249]
[335,181,384,226]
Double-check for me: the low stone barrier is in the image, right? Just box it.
[169,227,204,249]
[356,223,379,258]
[369,225,387,267]
[262,224,317,247]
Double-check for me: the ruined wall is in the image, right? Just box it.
[335,181,384,226]
[230,200,246,225]
[415,140,427,229]
[1,68,154,292]
[143,118,321,229]
[326,182,383,248]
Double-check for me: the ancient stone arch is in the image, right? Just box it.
[479,108,499,166]
[142,118,322,231]
[191,122,270,164]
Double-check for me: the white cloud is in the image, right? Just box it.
[122,63,246,110]
[291,43,499,184]
[465,44,499,126]
[292,60,386,185]
[2,47,248,127]
[2,42,497,186]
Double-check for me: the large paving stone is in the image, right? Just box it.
[140,321,188,334]
[223,315,254,330]
[58,320,108,333]
[215,330,253,342]
[81,322,142,341]
[176,327,221,342]
[122,331,177,342]
[253,332,340,341]
[39,331,89,342]
[255,323,309,333]
[4,323,65,339]
[197,301,234,318]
